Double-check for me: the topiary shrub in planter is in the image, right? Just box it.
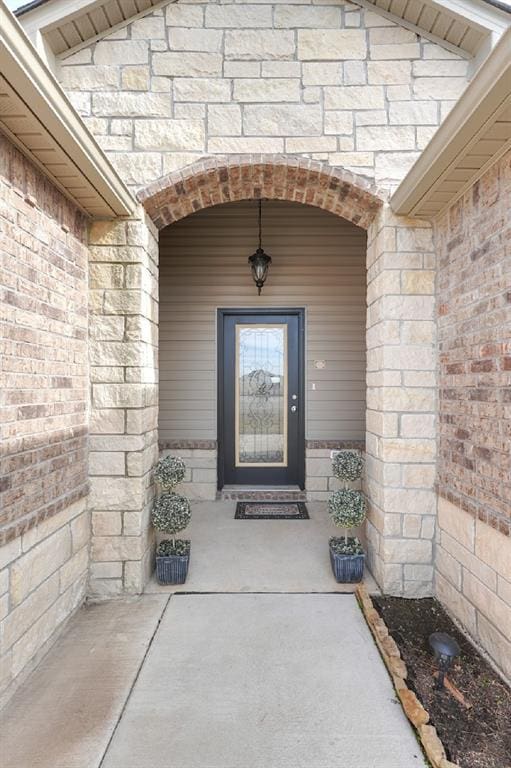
[328,450,366,583]
[151,456,191,585]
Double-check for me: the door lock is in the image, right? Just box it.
[290,405,297,413]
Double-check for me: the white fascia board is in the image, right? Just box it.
[428,0,511,34]
[0,1,135,217]
[391,26,511,217]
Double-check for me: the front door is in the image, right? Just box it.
[218,309,305,488]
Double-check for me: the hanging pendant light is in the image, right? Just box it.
[248,199,272,295]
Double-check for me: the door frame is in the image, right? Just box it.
[217,307,306,491]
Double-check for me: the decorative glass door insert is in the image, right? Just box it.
[218,309,304,488]
[235,324,288,467]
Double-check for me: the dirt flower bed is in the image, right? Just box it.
[374,597,511,768]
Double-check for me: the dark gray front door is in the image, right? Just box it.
[218,309,305,488]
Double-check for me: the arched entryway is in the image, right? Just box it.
[87,155,437,600]
[137,156,384,502]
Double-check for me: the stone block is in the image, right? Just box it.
[89,451,126,476]
[475,521,511,581]
[286,136,337,152]
[324,111,353,134]
[60,65,119,90]
[92,93,170,117]
[168,28,223,52]
[92,511,123,537]
[275,5,341,27]
[370,44,420,60]
[206,5,272,27]
[302,62,342,86]
[389,102,438,125]
[383,538,432,564]
[165,4,203,26]
[135,118,204,152]
[243,104,321,136]
[92,536,144,563]
[71,512,90,554]
[208,137,284,153]
[298,30,366,60]
[438,497,474,552]
[367,60,411,84]
[89,476,146,511]
[477,613,511,681]
[59,547,89,594]
[224,30,295,60]
[233,78,300,102]
[1,574,59,652]
[380,438,436,463]
[208,104,242,136]
[261,61,300,78]
[375,152,420,181]
[122,66,150,91]
[435,546,462,590]
[413,60,468,77]
[90,562,123,579]
[324,86,384,110]
[224,61,260,78]
[152,52,222,77]
[400,414,436,438]
[10,528,71,607]
[131,16,165,39]
[344,60,366,85]
[358,125,416,151]
[413,78,467,100]
[463,571,511,640]
[94,41,148,65]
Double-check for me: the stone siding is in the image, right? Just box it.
[57,0,470,191]
[434,151,511,681]
[0,498,89,708]
[365,205,437,598]
[87,212,159,597]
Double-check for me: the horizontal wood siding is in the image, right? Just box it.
[159,200,366,441]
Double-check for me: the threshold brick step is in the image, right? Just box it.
[219,489,307,502]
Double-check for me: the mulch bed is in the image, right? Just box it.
[374,597,511,768]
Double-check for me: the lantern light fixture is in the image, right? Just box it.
[429,632,460,690]
[248,199,272,295]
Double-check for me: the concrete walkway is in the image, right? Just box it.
[0,503,426,767]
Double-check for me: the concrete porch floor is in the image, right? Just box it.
[0,502,426,768]
[146,500,379,594]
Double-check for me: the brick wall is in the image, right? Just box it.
[0,135,90,704]
[434,150,511,681]
[57,0,470,191]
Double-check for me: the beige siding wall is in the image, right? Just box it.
[159,200,366,441]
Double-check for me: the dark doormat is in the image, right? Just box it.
[235,502,309,519]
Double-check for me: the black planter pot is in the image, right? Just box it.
[156,549,190,585]
[329,546,365,583]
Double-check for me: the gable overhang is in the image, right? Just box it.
[15,0,511,65]
[0,0,135,218]
[391,26,511,219]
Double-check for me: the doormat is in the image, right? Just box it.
[235,502,309,520]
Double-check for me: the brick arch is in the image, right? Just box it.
[137,155,386,230]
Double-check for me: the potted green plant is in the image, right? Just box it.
[328,450,366,583]
[151,455,191,585]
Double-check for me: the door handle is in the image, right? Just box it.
[290,405,297,413]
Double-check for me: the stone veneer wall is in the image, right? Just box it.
[434,151,511,681]
[0,136,90,705]
[365,205,437,598]
[87,212,159,597]
[57,0,470,190]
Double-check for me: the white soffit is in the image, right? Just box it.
[355,0,510,57]
[17,0,166,57]
[16,0,511,60]
[391,26,511,219]
[0,1,134,217]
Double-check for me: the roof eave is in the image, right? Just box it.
[0,1,135,218]
[391,26,511,219]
